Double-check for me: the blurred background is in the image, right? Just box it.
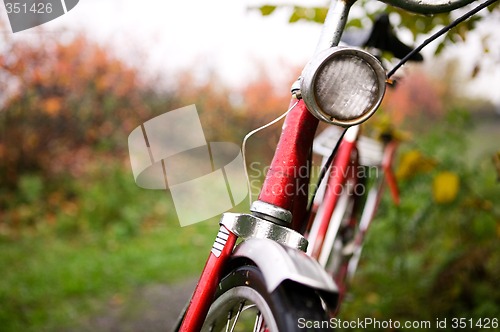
[1,0,499,331]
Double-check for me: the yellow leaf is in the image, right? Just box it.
[396,150,435,180]
[259,5,276,16]
[433,171,460,204]
[366,292,379,304]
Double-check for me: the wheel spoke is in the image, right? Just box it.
[252,311,268,332]
[229,301,245,332]
[225,310,232,332]
[253,311,261,332]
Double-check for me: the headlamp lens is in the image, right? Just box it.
[301,48,386,126]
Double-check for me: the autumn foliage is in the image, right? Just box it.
[381,69,448,125]
[0,35,153,186]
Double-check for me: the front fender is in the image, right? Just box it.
[232,238,338,305]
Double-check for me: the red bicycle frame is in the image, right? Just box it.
[307,127,400,308]
[308,127,359,259]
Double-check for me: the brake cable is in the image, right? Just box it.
[387,0,500,78]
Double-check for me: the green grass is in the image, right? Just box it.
[0,155,253,331]
[0,221,218,332]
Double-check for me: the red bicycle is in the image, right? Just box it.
[166,0,497,330]
[305,123,400,311]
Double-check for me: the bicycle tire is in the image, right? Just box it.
[201,264,332,331]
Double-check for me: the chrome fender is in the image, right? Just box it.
[232,238,338,304]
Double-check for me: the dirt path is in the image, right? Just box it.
[73,279,196,332]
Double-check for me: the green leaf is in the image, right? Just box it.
[259,5,276,16]
[347,18,363,29]
[289,7,304,23]
[435,41,446,55]
[313,7,328,23]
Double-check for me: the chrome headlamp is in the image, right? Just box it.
[300,47,386,127]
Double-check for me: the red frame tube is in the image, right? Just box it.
[382,141,400,205]
[257,99,319,229]
[179,227,237,332]
[309,138,357,258]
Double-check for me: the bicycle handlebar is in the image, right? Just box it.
[381,0,477,14]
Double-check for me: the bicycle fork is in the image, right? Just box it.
[178,208,340,331]
[179,225,238,332]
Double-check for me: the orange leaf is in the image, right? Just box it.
[42,97,62,116]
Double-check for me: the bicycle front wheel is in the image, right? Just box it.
[201,264,331,331]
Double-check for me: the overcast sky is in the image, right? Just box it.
[0,0,323,86]
[1,0,499,104]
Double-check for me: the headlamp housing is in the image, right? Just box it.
[300,47,386,127]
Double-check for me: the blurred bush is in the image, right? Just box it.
[0,33,173,234]
[341,106,500,323]
[0,35,153,186]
